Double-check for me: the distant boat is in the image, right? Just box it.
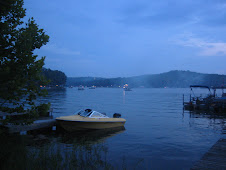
[89,86,96,89]
[124,87,132,91]
[56,109,126,131]
[78,85,85,90]
[123,84,132,91]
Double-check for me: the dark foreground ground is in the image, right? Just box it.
[191,138,226,170]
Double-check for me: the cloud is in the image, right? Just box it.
[118,1,200,27]
[118,0,226,29]
[198,43,226,56]
[174,34,226,56]
[42,44,80,56]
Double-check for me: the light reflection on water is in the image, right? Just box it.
[1,88,225,169]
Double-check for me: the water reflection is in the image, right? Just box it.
[123,90,126,104]
[56,126,126,145]
[186,110,225,136]
[0,127,126,170]
[188,110,226,119]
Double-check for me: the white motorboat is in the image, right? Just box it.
[56,109,126,132]
[78,85,85,90]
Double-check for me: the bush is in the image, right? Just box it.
[36,103,51,117]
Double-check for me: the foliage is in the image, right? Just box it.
[0,133,115,170]
[1,103,51,125]
[0,0,49,118]
[36,102,51,117]
[42,68,67,86]
[1,109,39,125]
[67,70,226,88]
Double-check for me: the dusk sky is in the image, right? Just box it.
[24,0,226,77]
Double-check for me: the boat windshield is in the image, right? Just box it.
[74,109,84,115]
[89,111,109,118]
[79,110,92,117]
[76,109,109,118]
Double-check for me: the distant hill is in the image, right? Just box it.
[66,70,226,88]
[42,68,67,86]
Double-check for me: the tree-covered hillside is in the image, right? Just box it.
[42,68,67,86]
[67,70,226,88]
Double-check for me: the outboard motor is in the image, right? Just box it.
[113,113,121,118]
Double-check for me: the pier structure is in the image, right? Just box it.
[191,138,226,170]
[183,85,226,113]
[0,109,56,134]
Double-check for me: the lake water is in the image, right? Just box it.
[1,88,225,169]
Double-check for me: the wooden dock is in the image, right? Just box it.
[0,108,53,116]
[0,109,56,133]
[191,138,226,170]
[2,118,56,133]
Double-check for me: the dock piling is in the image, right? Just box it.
[183,94,184,106]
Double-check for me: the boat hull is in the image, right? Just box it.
[56,119,126,132]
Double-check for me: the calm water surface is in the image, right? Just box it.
[1,88,225,169]
[40,87,225,169]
